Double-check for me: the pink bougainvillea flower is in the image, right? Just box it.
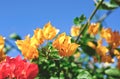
[0,56,38,79]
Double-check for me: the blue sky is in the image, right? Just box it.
[0,0,120,56]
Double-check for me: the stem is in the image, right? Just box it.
[75,0,104,43]
[5,39,20,52]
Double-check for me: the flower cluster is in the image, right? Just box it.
[0,56,38,79]
[16,22,59,60]
[53,33,79,56]
[0,20,120,78]
[71,23,120,68]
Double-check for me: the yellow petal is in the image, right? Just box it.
[31,28,45,46]
[87,41,96,49]
[88,23,100,35]
[52,33,66,49]
[71,26,80,37]
[43,22,59,40]
[67,43,79,56]
[16,35,39,60]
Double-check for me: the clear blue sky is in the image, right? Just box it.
[0,0,120,56]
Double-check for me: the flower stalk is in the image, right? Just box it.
[75,0,104,43]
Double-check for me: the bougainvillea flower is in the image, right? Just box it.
[43,22,59,40]
[0,56,38,79]
[53,33,79,57]
[101,28,120,48]
[71,26,80,37]
[31,28,45,47]
[52,33,67,49]
[114,49,120,59]
[16,35,38,60]
[100,28,112,41]
[0,35,6,62]
[108,31,120,48]
[101,55,113,63]
[88,23,100,35]
[118,59,120,69]
[96,39,108,56]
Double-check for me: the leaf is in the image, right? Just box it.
[9,33,21,40]
[96,68,104,73]
[111,0,120,6]
[77,69,93,79]
[98,0,119,10]
[105,68,120,77]
[74,14,86,25]
[74,17,80,25]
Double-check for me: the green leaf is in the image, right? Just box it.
[111,0,120,6]
[74,14,86,25]
[105,68,120,77]
[96,68,104,73]
[77,69,93,79]
[99,1,119,10]
[74,17,80,25]
[9,33,21,40]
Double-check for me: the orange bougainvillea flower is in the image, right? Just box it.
[31,28,45,47]
[53,33,79,57]
[70,26,80,37]
[88,23,100,36]
[52,33,67,49]
[114,49,120,59]
[101,55,113,63]
[96,39,108,56]
[0,36,6,62]
[101,28,120,48]
[43,22,59,40]
[100,28,112,40]
[16,35,38,60]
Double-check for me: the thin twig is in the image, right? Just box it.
[75,0,104,43]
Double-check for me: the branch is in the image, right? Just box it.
[5,39,20,52]
[75,0,104,43]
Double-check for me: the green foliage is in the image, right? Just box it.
[105,68,120,77]
[74,14,86,25]
[76,70,93,79]
[97,0,120,10]
[32,42,93,79]
[9,33,21,40]
[111,0,120,6]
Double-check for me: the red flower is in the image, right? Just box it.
[0,56,38,79]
